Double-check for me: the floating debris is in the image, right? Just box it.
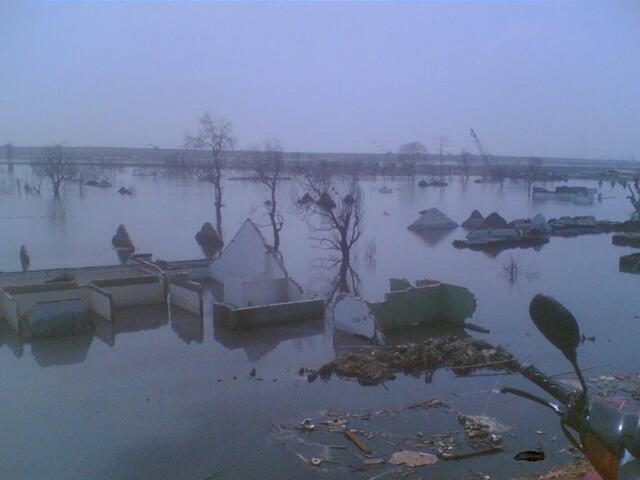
[458,414,509,439]
[438,445,503,461]
[389,450,438,467]
[300,418,315,432]
[344,429,371,454]
[310,335,519,386]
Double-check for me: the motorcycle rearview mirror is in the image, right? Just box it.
[529,294,587,398]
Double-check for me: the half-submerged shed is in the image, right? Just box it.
[408,208,458,231]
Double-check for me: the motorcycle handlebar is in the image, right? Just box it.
[518,364,572,406]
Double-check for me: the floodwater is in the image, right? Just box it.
[0,165,638,479]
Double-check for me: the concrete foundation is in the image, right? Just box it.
[214,298,325,330]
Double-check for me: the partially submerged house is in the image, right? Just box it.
[548,216,601,236]
[210,219,323,330]
[408,208,458,231]
[461,210,484,230]
[512,214,551,236]
[332,278,476,340]
[465,212,520,244]
[453,212,549,252]
[532,186,596,204]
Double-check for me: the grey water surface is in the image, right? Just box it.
[0,165,638,479]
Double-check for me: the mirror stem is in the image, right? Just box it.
[569,356,588,399]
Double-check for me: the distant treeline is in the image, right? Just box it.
[1,145,637,167]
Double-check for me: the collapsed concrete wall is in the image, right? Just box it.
[333,279,477,337]
[371,281,476,331]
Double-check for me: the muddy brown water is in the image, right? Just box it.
[0,165,638,479]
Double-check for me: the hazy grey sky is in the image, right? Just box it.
[1,1,638,160]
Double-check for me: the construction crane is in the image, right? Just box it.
[369,139,393,155]
[469,128,494,167]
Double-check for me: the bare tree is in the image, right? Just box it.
[398,142,427,179]
[458,150,472,180]
[32,145,77,198]
[296,166,363,296]
[526,156,544,195]
[628,176,640,212]
[502,255,521,287]
[250,139,285,252]
[184,112,235,238]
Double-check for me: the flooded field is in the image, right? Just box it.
[0,165,638,479]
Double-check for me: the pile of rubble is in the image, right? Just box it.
[309,335,520,385]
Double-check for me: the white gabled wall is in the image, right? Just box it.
[210,220,286,282]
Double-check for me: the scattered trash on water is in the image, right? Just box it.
[300,418,315,432]
[344,429,371,454]
[389,450,438,467]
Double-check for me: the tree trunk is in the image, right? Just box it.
[270,212,280,252]
[270,189,280,252]
[337,237,351,293]
[214,177,223,240]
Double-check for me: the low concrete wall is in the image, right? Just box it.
[2,291,20,332]
[27,298,94,337]
[3,282,87,326]
[92,276,164,308]
[214,298,325,330]
[223,277,303,307]
[169,279,203,316]
[241,278,289,307]
[88,284,113,322]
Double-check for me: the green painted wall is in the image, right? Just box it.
[367,282,476,332]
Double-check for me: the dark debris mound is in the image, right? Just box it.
[312,335,520,386]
